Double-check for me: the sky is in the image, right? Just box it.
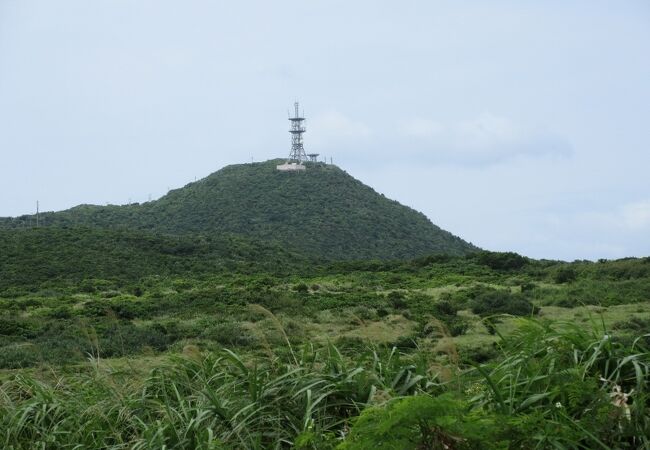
[0,0,649,260]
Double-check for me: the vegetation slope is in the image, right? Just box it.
[0,160,476,260]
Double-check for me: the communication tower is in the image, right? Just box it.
[288,102,307,163]
[277,102,309,171]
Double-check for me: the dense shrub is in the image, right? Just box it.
[461,342,498,364]
[0,344,39,369]
[0,316,30,337]
[201,322,255,348]
[340,394,502,449]
[470,289,539,317]
[389,335,418,350]
[352,305,376,321]
[377,307,390,317]
[293,282,309,293]
[46,306,73,319]
[96,322,173,357]
[475,251,528,271]
[520,281,536,292]
[428,300,469,336]
[612,316,650,333]
[554,265,578,284]
[387,291,408,309]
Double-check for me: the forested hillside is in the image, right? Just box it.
[0,160,477,260]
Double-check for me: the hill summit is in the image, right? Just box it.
[2,160,477,260]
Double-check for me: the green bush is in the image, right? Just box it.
[377,307,390,317]
[612,316,650,333]
[447,319,469,337]
[294,282,309,293]
[475,251,528,271]
[389,335,418,350]
[0,317,30,337]
[0,344,40,368]
[554,266,578,284]
[96,322,173,357]
[352,306,376,321]
[388,291,408,309]
[470,289,539,317]
[520,282,536,292]
[339,394,502,450]
[461,343,498,364]
[201,322,255,348]
[47,306,73,319]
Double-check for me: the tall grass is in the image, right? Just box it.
[467,318,650,449]
[0,343,438,449]
[1,316,647,449]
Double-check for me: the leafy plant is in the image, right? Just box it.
[339,394,504,450]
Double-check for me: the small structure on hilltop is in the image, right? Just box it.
[277,102,309,171]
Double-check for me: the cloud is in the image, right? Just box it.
[533,199,650,259]
[397,113,573,166]
[454,113,517,147]
[545,200,650,233]
[621,200,650,230]
[308,111,372,144]
[308,111,572,168]
[399,118,444,138]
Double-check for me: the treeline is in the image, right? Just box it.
[0,227,311,293]
[2,227,649,299]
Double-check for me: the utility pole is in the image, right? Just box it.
[36,200,40,227]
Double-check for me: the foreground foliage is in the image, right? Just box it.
[1,319,647,449]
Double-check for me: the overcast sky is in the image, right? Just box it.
[1,1,649,260]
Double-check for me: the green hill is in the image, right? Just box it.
[0,160,477,260]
